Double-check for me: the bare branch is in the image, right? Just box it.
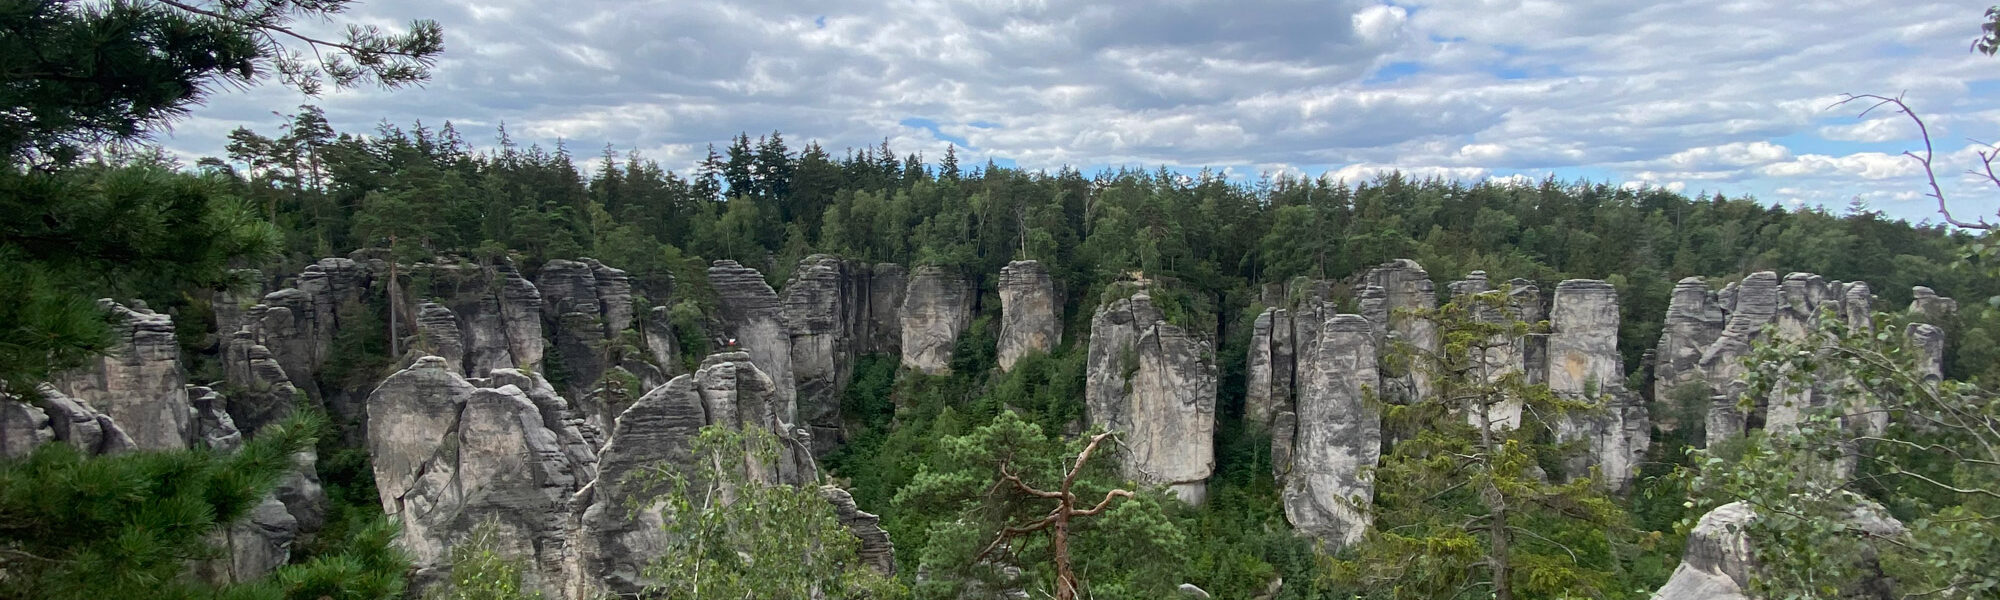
[1832,93,1994,230]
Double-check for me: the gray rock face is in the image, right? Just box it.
[415,260,545,378]
[536,259,635,402]
[641,305,682,378]
[576,371,707,595]
[864,263,909,355]
[1909,286,1958,322]
[899,265,975,375]
[708,260,796,421]
[1361,260,1439,403]
[1701,272,1779,446]
[997,260,1061,372]
[822,486,896,576]
[52,301,191,450]
[782,255,866,455]
[220,331,304,437]
[1245,308,1282,430]
[1908,323,1947,389]
[1548,280,1648,492]
[1654,277,1725,412]
[366,356,588,598]
[1085,290,1217,504]
[576,352,825,594]
[1279,314,1380,549]
[414,303,467,374]
[35,384,134,454]
[0,400,53,458]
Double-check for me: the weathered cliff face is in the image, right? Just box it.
[412,260,546,378]
[1361,260,1439,403]
[1446,273,1537,430]
[52,300,191,450]
[366,356,590,598]
[0,384,139,458]
[708,260,796,420]
[575,352,821,594]
[997,260,1061,372]
[1700,271,1780,446]
[1654,277,1726,427]
[1548,279,1648,492]
[899,265,975,375]
[1278,314,1380,549]
[823,486,896,576]
[536,259,636,402]
[782,255,866,455]
[1085,290,1217,504]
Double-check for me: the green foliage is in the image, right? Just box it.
[894,411,1188,600]
[635,425,906,599]
[0,413,409,600]
[1331,291,1643,599]
[0,162,280,396]
[1688,310,2000,599]
[425,520,541,600]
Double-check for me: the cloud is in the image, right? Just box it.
[154,0,2000,222]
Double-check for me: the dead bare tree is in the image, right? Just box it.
[1833,93,1997,230]
[975,431,1136,600]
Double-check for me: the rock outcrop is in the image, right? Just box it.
[366,356,590,598]
[708,260,796,419]
[782,255,905,455]
[823,486,896,576]
[537,259,634,402]
[1652,500,1903,600]
[51,301,192,450]
[899,266,975,375]
[1654,277,1727,435]
[418,260,545,377]
[1548,280,1648,492]
[1278,314,1380,549]
[1085,288,1216,504]
[997,260,1061,372]
[1360,260,1439,403]
[1699,271,1781,447]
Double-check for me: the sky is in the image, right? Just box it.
[165,0,2000,224]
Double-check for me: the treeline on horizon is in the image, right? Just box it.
[204,105,2000,385]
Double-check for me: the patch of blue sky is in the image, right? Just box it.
[899,117,971,147]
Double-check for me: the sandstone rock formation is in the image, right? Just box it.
[1652,500,1903,600]
[1278,314,1380,548]
[537,258,634,401]
[1548,279,1648,492]
[1654,277,1726,411]
[899,265,975,375]
[1085,289,1216,504]
[823,486,896,576]
[1360,260,1439,403]
[781,255,902,455]
[51,300,191,450]
[708,260,796,418]
[366,356,590,598]
[997,260,1061,372]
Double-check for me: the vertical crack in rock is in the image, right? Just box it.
[1548,279,1648,492]
[1086,289,1216,504]
[1281,313,1380,549]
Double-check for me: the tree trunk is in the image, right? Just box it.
[1478,392,1513,600]
[1053,514,1077,600]
[387,234,401,358]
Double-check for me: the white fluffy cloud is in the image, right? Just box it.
[158,0,2000,223]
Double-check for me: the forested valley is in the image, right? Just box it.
[6,2,2000,600]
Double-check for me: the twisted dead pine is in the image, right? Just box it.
[975,430,1135,600]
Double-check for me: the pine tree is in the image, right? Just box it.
[0,415,409,600]
[1332,290,1633,600]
